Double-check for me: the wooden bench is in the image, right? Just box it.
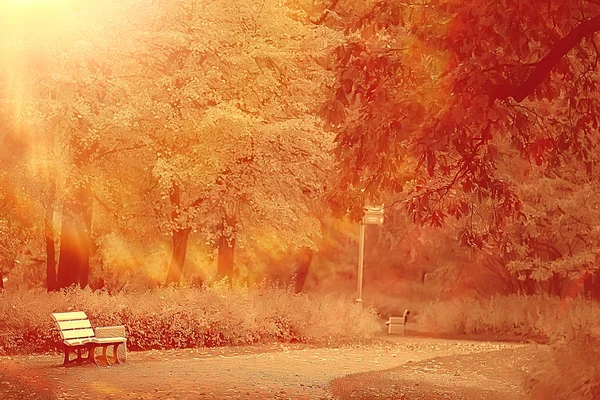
[385,309,410,335]
[52,311,127,366]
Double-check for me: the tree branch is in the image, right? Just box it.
[311,0,340,25]
[488,14,600,102]
[586,0,600,8]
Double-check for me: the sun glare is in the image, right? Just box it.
[1,0,66,9]
[0,0,70,32]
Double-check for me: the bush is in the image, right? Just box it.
[524,329,600,400]
[417,294,600,341]
[0,283,379,355]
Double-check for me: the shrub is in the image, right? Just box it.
[417,294,600,341]
[0,284,379,355]
[524,329,600,400]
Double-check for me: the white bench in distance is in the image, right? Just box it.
[385,309,410,335]
[52,311,127,366]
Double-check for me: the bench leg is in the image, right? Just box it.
[62,346,90,366]
[61,345,100,367]
[112,343,121,365]
[88,344,97,366]
[90,345,110,367]
[63,348,70,366]
[103,345,112,367]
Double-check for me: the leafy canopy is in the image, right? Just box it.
[319,0,600,238]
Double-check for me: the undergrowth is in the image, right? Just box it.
[524,328,600,400]
[416,294,600,341]
[0,283,379,355]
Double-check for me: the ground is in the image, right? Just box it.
[0,334,543,400]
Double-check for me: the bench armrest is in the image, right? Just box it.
[95,325,126,338]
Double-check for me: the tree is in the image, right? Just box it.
[317,0,600,241]
[119,0,339,284]
[0,0,144,289]
[501,161,600,296]
[0,172,34,291]
[0,0,339,289]
[0,87,39,290]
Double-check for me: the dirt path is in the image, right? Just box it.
[0,338,538,399]
[330,345,545,400]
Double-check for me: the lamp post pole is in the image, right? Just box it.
[356,205,384,305]
[356,221,365,304]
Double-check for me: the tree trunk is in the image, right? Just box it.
[550,274,563,297]
[45,179,57,292]
[166,227,192,284]
[217,214,236,282]
[584,271,600,301]
[57,181,93,289]
[80,197,93,289]
[593,273,600,301]
[584,273,593,299]
[164,182,193,284]
[517,277,536,296]
[0,265,3,290]
[293,247,313,293]
[45,207,57,291]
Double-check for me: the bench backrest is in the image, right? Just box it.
[52,311,95,341]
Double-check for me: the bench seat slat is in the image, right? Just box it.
[64,338,94,346]
[56,320,92,330]
[61,328,95,340]
[92,337,127,344]
[52,311,88,321]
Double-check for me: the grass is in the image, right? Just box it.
[0,282,380,355]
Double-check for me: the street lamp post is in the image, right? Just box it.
[356,205,384,304]
[356,221,365,304]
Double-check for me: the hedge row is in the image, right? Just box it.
[0,284,379,355]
